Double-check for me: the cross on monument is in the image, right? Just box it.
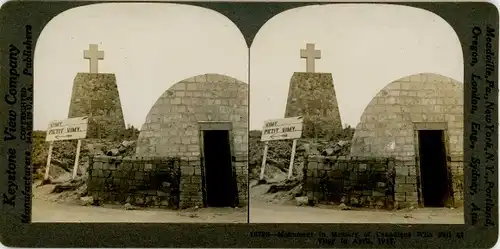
[83,44,104,73]
[300,43,321,73]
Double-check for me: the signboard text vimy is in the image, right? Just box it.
[45,116,88,141]
[44,116,89,181]
[261,116,303,142]
[260,116,304,180]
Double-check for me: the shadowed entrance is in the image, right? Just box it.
[418,130,450,207]
[202,130,238,207]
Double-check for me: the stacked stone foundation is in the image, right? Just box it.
[303,156,396,209]
[180,154,248,208]
[88,156,182,208]
[303,155,464,209]
[87,155,248,209]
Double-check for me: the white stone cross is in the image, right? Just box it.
[83,44,104,73]
[300,43,321,73]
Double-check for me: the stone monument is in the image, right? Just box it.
[67,44,126,139]
[284,43,343,139]
[136,74,248,208]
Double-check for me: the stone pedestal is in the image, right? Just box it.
[285,72,343,139]
[68,73,126,139]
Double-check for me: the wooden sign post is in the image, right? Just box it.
[259,142,269,181]
[72,140,83,179]
[260,116,304,181]
[43,142,54,182]
[43,116,89,182]
[287,139,298,179]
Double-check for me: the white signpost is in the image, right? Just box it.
[260,116,304,181]
[43,117,89,181]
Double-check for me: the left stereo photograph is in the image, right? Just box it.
[31,2,249,223]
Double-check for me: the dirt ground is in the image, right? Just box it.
[32,183,247,223]
[249,184,465,224]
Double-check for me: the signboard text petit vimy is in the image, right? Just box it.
[45,116,88,142]
[260,116,303,142]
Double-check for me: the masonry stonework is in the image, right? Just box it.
[303,155,397,209]
[285,72,343,139]
[135,73,248,207]
[87,155,181,208]
[68,73,126,139]
[350,73,464,207]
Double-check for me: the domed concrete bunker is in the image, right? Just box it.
[136,73,248,208]
[350,73,464,208]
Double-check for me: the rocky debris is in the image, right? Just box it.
[107,148,120,156]
[295,196,308,206]
[339,203,352,210]
[268,183,297,194]
[79,196,94,206]
[249,128,353,182]
[51,178,85,194]
[86,143,105,156]
[249,180,259,188]
[124,203,135,210]
[349,196,360,206]
[321,140,350,156]
[106,140,136,156]
[375,199,385,208]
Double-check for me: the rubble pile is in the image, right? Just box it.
[249,130,353,181]
[32,130,139,205]
[248,127,354,205]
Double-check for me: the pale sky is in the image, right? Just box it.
[35,3,465,131]
[250,4,464,130]
[34,3,248,130]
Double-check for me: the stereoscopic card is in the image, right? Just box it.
[0,1,498,248]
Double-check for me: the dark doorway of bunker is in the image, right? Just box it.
[418,130,451,207]
[202,130,239,207]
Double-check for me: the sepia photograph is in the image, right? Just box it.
[1,0,498,247]
[249,4,465,224]
[31,2,249,223]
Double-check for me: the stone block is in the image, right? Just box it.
[396,184,415,193]
[94,162,103,170]
[405,176,417,184]
[408,167,417,176]
[405,196,418,203]
[359,163,367,171]
[395,166,409,176]
[181,166,194,176]
[309,162,318,170]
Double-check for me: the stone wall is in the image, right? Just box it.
[135,73,248,207]
[68,73,126,139]
[87,156,181,208]
[303,155,397,209]
[285,72,343,139]
[350,73,464,206]
[449,156,465,206]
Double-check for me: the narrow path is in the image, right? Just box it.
[249,200,464,224]
[31,183,247,223]
[32,198,247,223]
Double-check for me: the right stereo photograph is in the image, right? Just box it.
[248,4,465,224]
